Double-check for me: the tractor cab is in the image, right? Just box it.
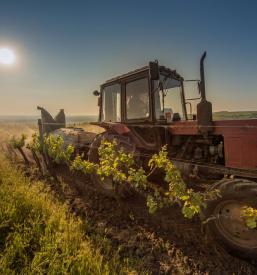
[96,63,187,124]
[94,52,213,137]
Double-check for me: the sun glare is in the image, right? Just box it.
[0,48,16,65]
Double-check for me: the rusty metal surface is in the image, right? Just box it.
[172,158,257,179]
[96,119,257,172]
[168,119,257,170]
[224,134,257,170]
[51,128,96,148]
[91,122,131,135]
[169,119,257,135]
[213,200,257,248]
[37,106,66,134]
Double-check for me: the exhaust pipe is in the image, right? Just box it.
[200,51,207,101]
[197,52,213,135]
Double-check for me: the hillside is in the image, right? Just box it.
[213,111,257,120]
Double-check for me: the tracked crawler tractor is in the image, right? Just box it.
[38,53,257,261]
[88,52,257,261]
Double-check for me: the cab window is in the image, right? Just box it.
[155,75,184,121]
[126,78,149,120]
[101,83,121,122]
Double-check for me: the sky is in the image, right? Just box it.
[0,0,257,116]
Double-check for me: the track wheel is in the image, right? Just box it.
[202,178,257,262]
[88,132,138,197]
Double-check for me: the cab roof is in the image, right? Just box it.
[103,63,184,86]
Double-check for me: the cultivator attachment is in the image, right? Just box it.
[37,106,66,135]
[37,106,96,154]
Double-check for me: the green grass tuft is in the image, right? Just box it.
[0,156,131,274]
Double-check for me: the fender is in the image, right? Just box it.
[91,122,130,135]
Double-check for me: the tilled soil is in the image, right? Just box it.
[47,167,257,275]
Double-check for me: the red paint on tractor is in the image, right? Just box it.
[169,119,257,170]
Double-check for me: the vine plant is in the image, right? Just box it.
[11,133,257,227]
[10,134,29,166]
[241,207,257,229]
[41,135,218,219]
[43,135,74,164]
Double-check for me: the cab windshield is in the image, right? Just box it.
[155,75,184,121]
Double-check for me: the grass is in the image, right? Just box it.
[0,155,133,274]
[0,122,36,144]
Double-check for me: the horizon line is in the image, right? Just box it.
[0,110,257,117]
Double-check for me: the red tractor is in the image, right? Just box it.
[89,52,257,261]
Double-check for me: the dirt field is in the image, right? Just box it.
[50,168,256,274]
[0,122,256,274]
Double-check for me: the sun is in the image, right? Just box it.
[0,48,16,65]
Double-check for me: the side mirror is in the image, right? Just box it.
[149,60,159,80]
[93,90,100,96]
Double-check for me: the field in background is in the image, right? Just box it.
[0,114,101,144]
[213,111,257,120]
[0,110,256,127]
[0,115,98,124]
[0,122,37,143]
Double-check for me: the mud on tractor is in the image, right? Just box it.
[38,53,257,261]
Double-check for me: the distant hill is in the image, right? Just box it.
[0,112,256,124]
[213,111,257,120]
[0,115,98,124]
